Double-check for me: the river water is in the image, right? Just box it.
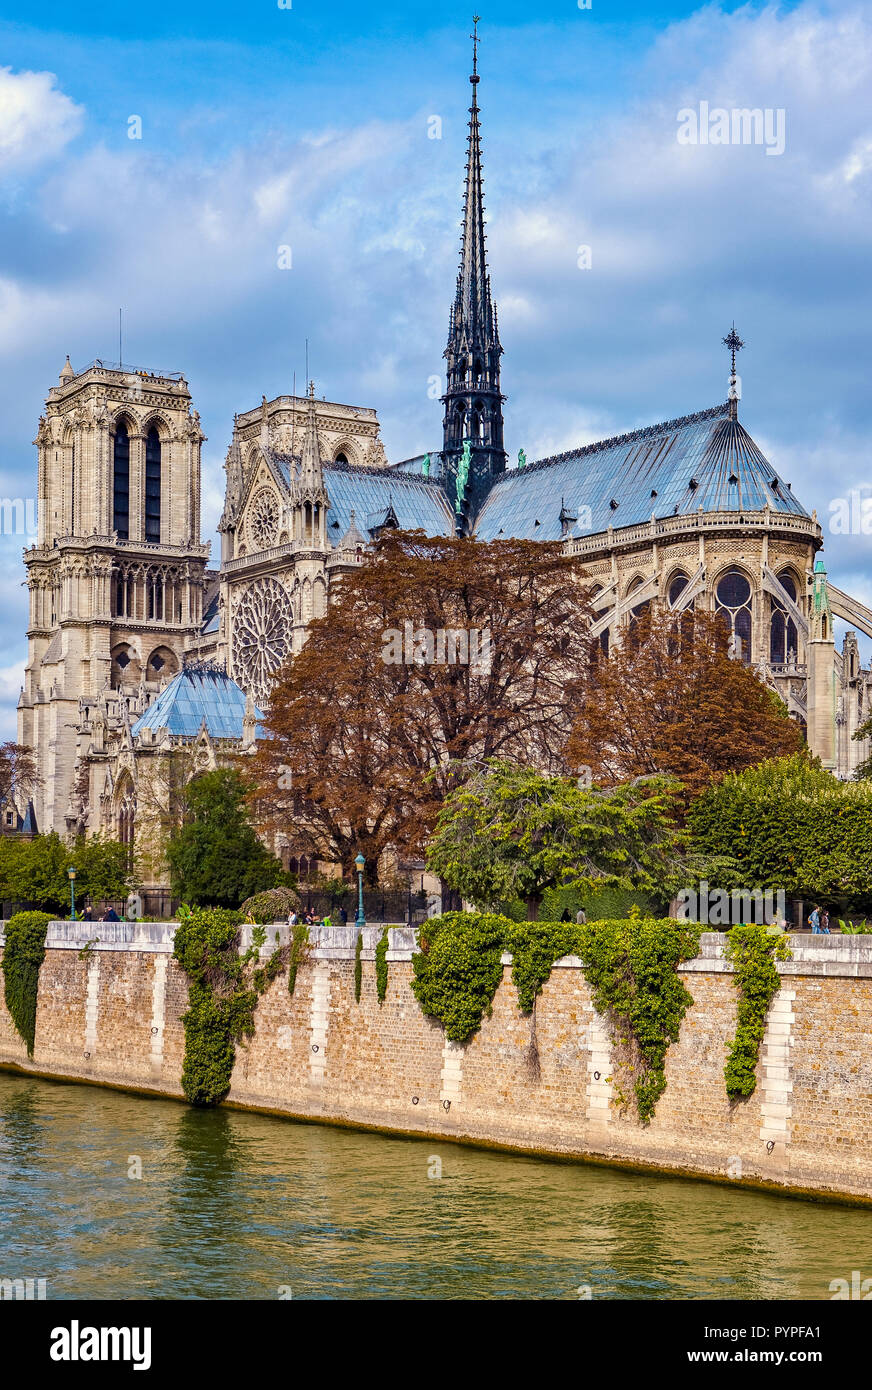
[1,1070,870,1300]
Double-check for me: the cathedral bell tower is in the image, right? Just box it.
[441,19,506,532]
[19,358,209,835]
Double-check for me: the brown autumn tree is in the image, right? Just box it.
[252,531,593,879]
[0,742,40,831]
[566,607,803,801]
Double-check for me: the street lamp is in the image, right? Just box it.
[67,867,76,921]
[354,853,366,930]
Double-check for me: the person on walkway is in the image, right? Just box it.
[339,906,348,925]
[809,905,822,933]
[287,910,298,928]
[560,908,571,922]
[104,907,119,922]
[820,908,831,934]
[576,908,587,925]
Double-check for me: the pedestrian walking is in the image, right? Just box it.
[809,905,821,933]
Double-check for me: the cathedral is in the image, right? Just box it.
[16,37,872,903]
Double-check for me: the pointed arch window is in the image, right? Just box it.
[145,426,161,543]
[113,423,130,539]
[716,568,753,663]
[668,572,690,609]
[770,572,798,666]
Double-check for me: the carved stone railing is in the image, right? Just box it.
[564,508,821,560]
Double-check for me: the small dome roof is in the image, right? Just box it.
[131,665,262,740]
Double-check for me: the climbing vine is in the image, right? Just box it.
[173,905,285,1107]
[723,923,791,1101]
[505,921,582,1013]
[287,921,310,997]
[576,914,701,1124]
[408,911,704,1122]
[1,911,53,1056]
[375,927,390,1004]
[354,930,363,1003]
[411,912,510,1042]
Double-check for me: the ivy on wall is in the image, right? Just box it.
[1,911,53,1056]
[173,905,285,1107]
[287,921,310,997]
[411,911,701,1124]
[411,912,509,1042]
[375,927,390,1005]
[576,914,701,1124]
[722,923,791,1101]
[505,921,581,1013]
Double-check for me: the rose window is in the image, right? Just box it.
[232,578,293,705]
[247,489,280,552]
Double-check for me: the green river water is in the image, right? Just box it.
[1,1070,870,1300]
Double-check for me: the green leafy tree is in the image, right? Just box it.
[0,832,134,913]
[688,753,872,907]
[166,769,283,908]
[72,834,137,904]
[0,833,71,911]
[426,760,685,919]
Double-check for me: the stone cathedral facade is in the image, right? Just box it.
[16,39,872,899]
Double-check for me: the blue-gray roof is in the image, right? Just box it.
[131,667,262,740]
[324,464,455,540]
[388,453,445,480]
[474,404,808,542]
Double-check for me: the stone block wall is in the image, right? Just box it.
[1,921,872,1202]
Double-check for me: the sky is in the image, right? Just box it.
[0,0,871,733]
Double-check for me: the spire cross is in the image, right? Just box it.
[722,322,744,376]
[470,15,481,81]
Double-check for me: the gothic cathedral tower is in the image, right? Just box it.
[441,21,506,530]
[18,358,210,835]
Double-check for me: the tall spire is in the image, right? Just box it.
[441,16,506,529]
[723,323,744,421]
[300,378,324,494]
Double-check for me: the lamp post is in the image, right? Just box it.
[68,867,76,921]
[355,853,366,930]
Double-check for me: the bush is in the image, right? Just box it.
[689,754,872,910]
[2,911,54,1055]
[239,886,301,923]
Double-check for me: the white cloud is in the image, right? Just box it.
[0,67,83,173]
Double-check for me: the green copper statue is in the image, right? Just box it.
[455,440,472,514]
[518,448,527,469]
[422,453,430,478]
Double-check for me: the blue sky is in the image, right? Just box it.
[0,0,870,732]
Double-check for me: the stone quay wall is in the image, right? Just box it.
[1,921,871,1203]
